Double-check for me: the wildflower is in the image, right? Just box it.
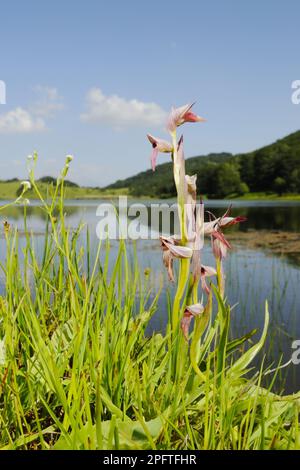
[211,231,231,260]
[204,208,247,260]
[147,134,173,171]
[167,103,205,133]
[20,181,31,191]
[160,236,193,282]
[204,216,247,234]
[201,265,217,294]
[27,154,33,160]
[66,154,74,163]
[181,303,204,340]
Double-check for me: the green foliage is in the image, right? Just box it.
[213,162,242,198]
[38,176,57,184]
[237,182,250,196]
[38,176,79,188]
[273,177,287,195]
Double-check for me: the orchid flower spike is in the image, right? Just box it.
[147,134,173,171]
[181,303,204,341]
[185,174,197,241]
[160,236,193,282]
[167,103,206,133]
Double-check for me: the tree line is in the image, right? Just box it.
[106,130,300,198]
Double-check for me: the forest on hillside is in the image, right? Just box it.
[106,130,300,198]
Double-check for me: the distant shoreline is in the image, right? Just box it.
[1,192,300,202]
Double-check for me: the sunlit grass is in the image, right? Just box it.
[0,180,128,200]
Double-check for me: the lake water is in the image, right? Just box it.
[1,198,300,393]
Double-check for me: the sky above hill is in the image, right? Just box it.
[0,0,299,186]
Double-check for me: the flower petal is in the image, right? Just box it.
[185,303,204,316]
[204,219,220,235]
[183,111,206,123]
[201,265,217,277]
[201,275,210,294]
[185,174,197,191]
[160,235,176,247]
[220,216,247,228]
[181,314,192,341]
[162,250,174,282]
[212,230,231,249]
[150,147,159,171]
[167,243,193,259]
[147,134,157,146]
[212,237,228,259]
[181,302,204,340]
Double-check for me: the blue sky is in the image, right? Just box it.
[0,0,299,186]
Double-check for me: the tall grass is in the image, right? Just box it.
[0,158,299,450]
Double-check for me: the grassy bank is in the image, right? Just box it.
[0,181,128,200]
[1,180,300,201]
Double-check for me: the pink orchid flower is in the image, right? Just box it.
[167,103,206,133]
[181,303,204,341]
[219,216,247,229]
[204,206,247,235]
[160,236,193,282]
[204,215,247,235]
[201,265,217,294]
[211,231,231,260]
[147,134,173,171]
[204,207,246,260]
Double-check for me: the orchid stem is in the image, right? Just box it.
[216,257,224,299]
[171,132,187,243]
[172,257,190,333]
[190,292,212,382]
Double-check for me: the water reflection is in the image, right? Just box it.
[2,198,300,233]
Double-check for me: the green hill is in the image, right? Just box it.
[0,177,124,200]
[105,130,300,198]
[1,130,300,200]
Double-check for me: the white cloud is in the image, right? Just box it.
[31,85,64,117]
[0,107,46,134]
[81,88,167,128]
[0,85,64,134]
